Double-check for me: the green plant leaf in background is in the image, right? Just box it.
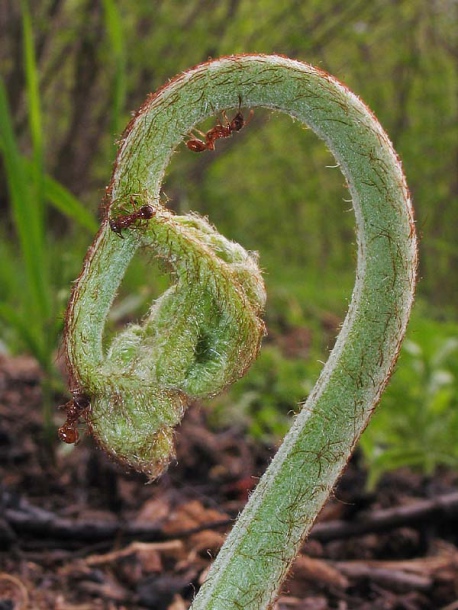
[360,317,458,487]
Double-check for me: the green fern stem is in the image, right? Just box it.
[63,55,417,608]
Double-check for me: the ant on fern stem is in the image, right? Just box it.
[109,197,155,238]
[57,392,91,444]
[186,96,253,153]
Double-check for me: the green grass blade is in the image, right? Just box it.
[0,78,49,325]
[44,174,98,233]
[26,162,98,233]
[102,0,127,137]
[20,0,46,234]
[20,0,43,168]
[20,0,52,322]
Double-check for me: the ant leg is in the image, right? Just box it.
[244,108,254,127]
[236,94,254,128]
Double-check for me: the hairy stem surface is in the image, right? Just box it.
[63,55,417,608]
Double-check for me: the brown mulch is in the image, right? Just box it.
[1,354,458,609]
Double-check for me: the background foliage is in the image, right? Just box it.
[0,0,457,480]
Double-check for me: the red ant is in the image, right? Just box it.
[186,97,253,153]
[109,200,155,238]
[58,392,91,444]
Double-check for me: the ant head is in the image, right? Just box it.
[109,218,123,237]
[139,205,155,220]
[230,113,245,132]
[72,393,91,410]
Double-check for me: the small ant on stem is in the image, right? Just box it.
[186,97,253,153]
[57,392,91,444]
[109,197,155,238]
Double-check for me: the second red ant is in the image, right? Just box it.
[186,97,253,153]
[57,392,91,444]
[109,198,155,238]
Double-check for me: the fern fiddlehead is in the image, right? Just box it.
[62,55,417,608]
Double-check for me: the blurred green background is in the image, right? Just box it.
[1,0,457,482]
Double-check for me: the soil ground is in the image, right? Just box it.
[1,354,457,609]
